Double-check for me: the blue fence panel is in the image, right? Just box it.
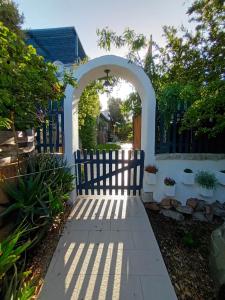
[36,99,64,153]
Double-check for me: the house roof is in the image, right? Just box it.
[25,27,86,64]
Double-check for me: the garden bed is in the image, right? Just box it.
[26,204,72,299]
[146,209,222,300]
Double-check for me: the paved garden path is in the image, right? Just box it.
[39,196,177,300]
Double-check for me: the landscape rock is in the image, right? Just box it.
[176,205,193,215]
[195,200,207,212]
[160,198,180,210]
[211,203,225,217]
[193,212,208,222]
[145,202,160,211]
[170,199,181,209]
[161,209,184,221]
[211,200,225,218]
[160,198,173,209]
[186,198,199,210]
[205,205,213,222]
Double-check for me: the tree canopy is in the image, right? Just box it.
[0,0,24,36]
[97,0,225,137]
[0,23,75,130]
[108,97,125,124]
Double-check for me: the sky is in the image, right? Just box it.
[15,0,193,110]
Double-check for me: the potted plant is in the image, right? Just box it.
[181,168,194,185]
[164,177,176,197]
[145,165,158,184]
[195,171,218,197]
[215,170,225,186]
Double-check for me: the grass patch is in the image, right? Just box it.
[95,143,121,152]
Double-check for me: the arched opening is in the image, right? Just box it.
[64,55,156,169]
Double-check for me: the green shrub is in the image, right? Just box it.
[80,116,97,149]
[195,171,218,189]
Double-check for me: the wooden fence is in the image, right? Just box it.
[155,107,225,154]
[36,101,225,154]
[36,100,64,153]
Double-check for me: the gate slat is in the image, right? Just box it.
[133,151,137,196]
[90,150,94,194]
[96,150,100,195]
[77,150,82,195]
[127,150,131,196]
[103,150,106,195]
[115,150,119,195]
[121,150,125,196]
[109,150,112,195]
[83,150,88,195]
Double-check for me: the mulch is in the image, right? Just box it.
[146,209,222,300]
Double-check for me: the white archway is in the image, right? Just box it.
[64,55,156,168]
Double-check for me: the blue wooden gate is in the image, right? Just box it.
[74,149,145,196]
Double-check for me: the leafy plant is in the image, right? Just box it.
[1,154,74,242]
[184,168,193,173]
[195,171,218,190]
[164,177,176,186]
[0,227,31,280]
[145,165,158,174]
[0,22,75,131]
[1,259,35,300]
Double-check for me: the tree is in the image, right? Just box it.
[108,97,124,124]
[0,0,24,36]
[78,82,102,149]
[97,0,225,137]
[97,27,147,67]
[0,22,75,159]
[121,92,141,120]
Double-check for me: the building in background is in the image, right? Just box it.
[97,111,112,144]
[25,26,86,65]
[24,26,87,153]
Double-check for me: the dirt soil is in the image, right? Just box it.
[26,204,72,299]
[147,210,222,300]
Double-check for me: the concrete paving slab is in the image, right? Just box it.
[39,196,177,300]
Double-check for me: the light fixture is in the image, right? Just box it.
[103,69,113,94]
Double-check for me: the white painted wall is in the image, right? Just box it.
[144,155,225,204]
